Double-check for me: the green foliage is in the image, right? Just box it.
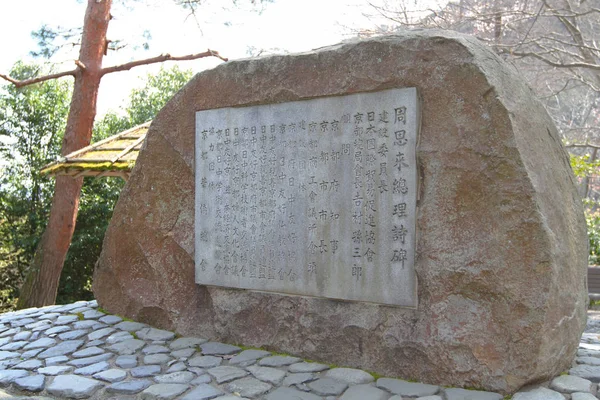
[0,63,192,312]
[587,212,600,266]
[0,62,71,312]
[570,154,600,179]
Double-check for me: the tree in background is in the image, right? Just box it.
[0,0,225,308]
[0,64,192,311]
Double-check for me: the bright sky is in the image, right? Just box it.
[0,0,444,116]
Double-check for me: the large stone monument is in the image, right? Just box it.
[93,30,588,393]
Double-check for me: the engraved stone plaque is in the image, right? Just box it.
[195,88,419,307]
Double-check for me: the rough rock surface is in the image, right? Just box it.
[93,30,588,393]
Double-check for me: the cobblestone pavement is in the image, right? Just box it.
[0,301,599,399]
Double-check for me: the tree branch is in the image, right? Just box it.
[100,50,227,76]
[0,69,77,88]
[504,49,600,71]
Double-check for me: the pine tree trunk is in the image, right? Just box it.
[17,0,112,309]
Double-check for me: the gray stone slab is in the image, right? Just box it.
[14,359,43,370]
[229,349,272,366]
[106,379,152,394]
[144,354,172,364]
[169,337,207,350]
[99,315,122,325]
[44,326,71,336]
[54,315,79,325]
[87,327,115,341]
[132,365,162,378]
[258,355,302,367]
[141,383,189,399]
[0,369,29,385]
[195,88,419,307]
[107,338,145,355]
[154,371,196,384]
[38,339,84,358]
[47,374,104,399]
[74,361,110,375]
[167,362,187,373]
[376,378,440,396]
[38,366,74,375]
[11,317,35,327]
[190,374,212,385]
[340,384,390,400]
[143,344,170,354]
[325,368,374,384]
[171,348,195,358]
[23,337,56,350]
[550,374,593,393]
[200,342,241,355]
[114,321,148,331]
[45,356,69,366]
[0,328,18,338]
[283,373,318,386]
[512,387,565,400]
[266,387,323,400]
[58,329,89,340]
[0,340,28,350]
[72,346,105,358]
[247,365,286,385]
[188,355,222,368]
[578,356,600,366]
[136,328,176,341]
[68,353,112,367]
[115,355,138,368]
[572,393,599,400]
[93,368,127,383]
[83,310,105,319]
[73,320,103,330]
[180,383,223,400]
[207,366,248,383]
[226,376,272,397]
[105,331,133,344]
[14,373,45,392]
[288,362,330,373]
[570,365,600,382]
[20,348,43,360]
[13,331,32,341]
[444,388,504,400]
[308,378,348,396]
[410,396,441,400]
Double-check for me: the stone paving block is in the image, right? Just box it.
[114,321,148,332]
[23,338,56,350]
[258,355,302,367]
[93,368,127,383]
[38,366,74,375]
[44,326,70,336]
[105,331,132,344]
[288,362,330,373]
[190,374,212,385]
[325,368,374,384]
[229,349,272,366]
[444,388,504,400]
[45,356,69,366]
[99,315,122,325]
[171,348,195,358]
[67,353,112,367]
[512,387,565,400]
[74,361,110,375]
[283,372,318,386]
[136,328,176,341]
[14,374,45,392]
[115,355,138,368]
[200,342,241,355]
[12,331,32,341]
[72,346,105,358]
[20,348,43,360]
[188,355,222,368]
[339,384,390,400]
[0,369,29,386]
[107,338,145,355]
[570,365,600,382]
[58,329,90,340]
[577,357,600,366]
[47,374,103,399]
[226,376,273,397]
[73,320,103,330]
[143,345,170,355]
[106,379,152,394]
[169,337,207,350]
[154,371,196,384]
[571,393,599,400]
[207,366,249,383]
[248,365,286,385]
[14,359,43,370]
[38,340,84,358]
[266,387,323,400]
[167,362,187,373]
[550,374,593,393]
[54,315,79,325]
[131,365,162,378]
[144,354,172,365]
[0,341,28,351]
[308,378,348,396]
[180,383,223,400]
[412,396,442,400]
[377,377,440,397]
[87,327,115,341]
[140,383,190,399]
[83,310,105,319]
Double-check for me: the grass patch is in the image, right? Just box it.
[75,312,84,321]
